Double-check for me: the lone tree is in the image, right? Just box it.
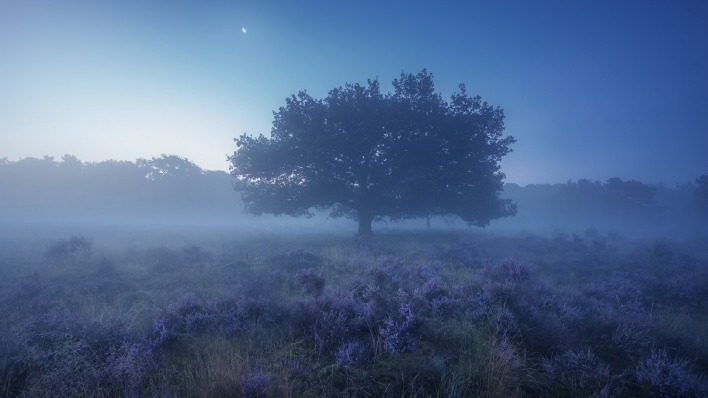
[229,70,516,235]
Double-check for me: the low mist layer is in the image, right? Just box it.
[1,155,706,240]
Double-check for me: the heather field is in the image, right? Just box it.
[1,229,707,397]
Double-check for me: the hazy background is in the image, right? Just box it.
[1,155,706,239]
[2,0,707,185]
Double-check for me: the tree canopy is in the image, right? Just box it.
[229,70,517,234]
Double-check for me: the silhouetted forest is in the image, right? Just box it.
[0,155,241,226]
[498,177,708,238]
[1,155,706,238]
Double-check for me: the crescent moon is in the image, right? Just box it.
[241,27,247,33]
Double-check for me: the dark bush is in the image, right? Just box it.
[2,273,42,302]
[12,313,162,397]
[44,236,92,266]
[295,267,326,296]
[294,293,369,355]
[239,371,270,398]
[181,245,211,264]
[271,248,323,269]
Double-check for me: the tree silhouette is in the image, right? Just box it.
[0,155,241,225]
[603,177,657,211]
[695,175,708,212]
[137,154,203,180]
[229,70,516,235]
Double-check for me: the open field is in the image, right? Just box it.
[1,228,707,397]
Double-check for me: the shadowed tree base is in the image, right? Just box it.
[357,213,374,235]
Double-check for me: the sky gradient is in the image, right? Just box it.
[2,0,707,185]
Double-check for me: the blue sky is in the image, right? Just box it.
[1,0,706,185]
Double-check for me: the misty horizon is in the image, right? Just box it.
[2,153,704,188]
[2,154,706,241]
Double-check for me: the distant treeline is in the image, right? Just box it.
[1,155,706,237]
[499,176,708,238]
[0,155,241,226]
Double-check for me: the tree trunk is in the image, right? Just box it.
[357,210,374,235]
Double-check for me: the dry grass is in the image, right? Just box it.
[479,335,528,398]
[652,308,708,361]
[169,332,303,397]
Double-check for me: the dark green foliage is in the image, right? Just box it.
[229,70,516,234]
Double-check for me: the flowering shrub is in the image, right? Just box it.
[3,231,707,396]
[294,293,369,354]
[367,256,406,293]
[483,257,530,284]
[334,340,368,366]
[12,313,160,397]
[239,371,270,398]
[464,289,494,321]
[103,338,161,397]
[156,293,252,339]
[295,267,326,296]
[413,276,461,317]
[379,301,417,354]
